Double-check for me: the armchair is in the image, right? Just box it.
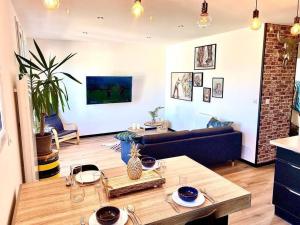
[45,114,80,150]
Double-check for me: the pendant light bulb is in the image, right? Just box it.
[250,0,262,31]
[198,0,212,27]
[132,0,144,18]
[43,0,60,10]
[291,0,300,35]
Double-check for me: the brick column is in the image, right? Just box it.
[256,23,298,164]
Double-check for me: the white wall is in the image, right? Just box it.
[0,0,23,224]
[28,39,166,135]
[165,27,265,163]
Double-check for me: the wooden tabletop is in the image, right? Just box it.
[12,156,251,225]
[270,136,300,154]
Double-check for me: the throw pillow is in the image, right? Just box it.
[115,131,138,142]
[207,117,233,128]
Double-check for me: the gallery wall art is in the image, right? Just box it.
[212,77,224,98]
[193,72,203,87]
[203,87,211,103]
[194,44,216,70]
[171,72,193,101]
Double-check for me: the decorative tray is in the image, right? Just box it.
[102,170,165,198]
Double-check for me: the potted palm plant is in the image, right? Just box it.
[15,40,81,156]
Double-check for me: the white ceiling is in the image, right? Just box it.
[12,0,299,44]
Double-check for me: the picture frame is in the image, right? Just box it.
[212,77,224,98]
[203,87,211,103]
[194,44,217,70]
[193,72,203,87]
[170,72,193,101]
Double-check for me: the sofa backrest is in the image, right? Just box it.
[189,126,234,138]
[142,130,190,144]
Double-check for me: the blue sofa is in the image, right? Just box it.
[121,127,242,166]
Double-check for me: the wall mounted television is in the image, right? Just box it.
[86,76,132,104]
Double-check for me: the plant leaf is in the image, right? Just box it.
[50,53,76,73]
[33,39,48,69]
[60,72,82,84]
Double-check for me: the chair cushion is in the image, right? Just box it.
[207,117,233,128]
[57,130,77,137]
[115,131,138,142]
[190,127,234,138]
[45,114,64,132]
[142,130,190,144]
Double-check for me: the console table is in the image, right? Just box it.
[270,136,300,224]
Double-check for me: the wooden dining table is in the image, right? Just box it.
[12,156,251,225]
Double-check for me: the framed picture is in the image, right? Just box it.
[212,78,224,98]
[171,72,193,101]
[15,17,25,56]
[203,88,211,103]
[193,72,203,87]
[194,44,216,70]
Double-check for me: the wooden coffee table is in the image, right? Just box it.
[12,156,251,225]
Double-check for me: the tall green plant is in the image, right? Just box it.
[15,39,81,136]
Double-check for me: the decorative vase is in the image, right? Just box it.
[127,144,142,180]
[35,132,52,156]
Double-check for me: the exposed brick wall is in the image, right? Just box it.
[256,23,298,164]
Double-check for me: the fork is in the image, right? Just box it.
[200,188,216,203]
[80,216,85,225]
[165,193,180,213]
[123,207,138,225]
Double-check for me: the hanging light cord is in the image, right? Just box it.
[297,0,300,18]
[255,0,258,10]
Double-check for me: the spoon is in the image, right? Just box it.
[127,205,143,225]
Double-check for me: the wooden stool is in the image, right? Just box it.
[37,150,60,180]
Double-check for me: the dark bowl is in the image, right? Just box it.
[141,157,156,168]
[96,206,120,225]
[178,186,198,202]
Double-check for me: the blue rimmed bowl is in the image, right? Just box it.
[178,186,198,202]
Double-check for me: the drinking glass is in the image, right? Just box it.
[158,160,167,175]
[70,182,85,203]
[69,164,85,203]
[93,172,102,205]
[70,163,82,184]
[179,175,188,187]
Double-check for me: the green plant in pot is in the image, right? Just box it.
[149,106,164,123]
[15,40,81,156]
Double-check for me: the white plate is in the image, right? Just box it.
[172,191,205,207]
[89,209,128,225]
[75,170,101,184]
[142,161,160,170]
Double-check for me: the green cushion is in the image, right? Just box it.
[207,117,233,128]
[115,131,138,142]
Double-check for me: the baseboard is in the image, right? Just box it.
[239,158,275,167]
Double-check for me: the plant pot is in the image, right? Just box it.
[36,132,52,156]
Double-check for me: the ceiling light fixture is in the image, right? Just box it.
[198,0,212,28]
[291,0,300,35]
[250,0,262,30]
[132,0,144,18]
[43,0,60,10]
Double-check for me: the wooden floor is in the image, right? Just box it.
[58,135,289,225]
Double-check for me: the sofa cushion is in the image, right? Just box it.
[142,130,190,144]
[115,131,138,142]
[190,127,234,138]
[207,117,233,128]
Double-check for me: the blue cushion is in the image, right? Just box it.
[142,130,190,144]
[57,130,77,137]
[45,114,64,132]
[207,117,233,128]
[190,127,234,138]
[115,131,138,142]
